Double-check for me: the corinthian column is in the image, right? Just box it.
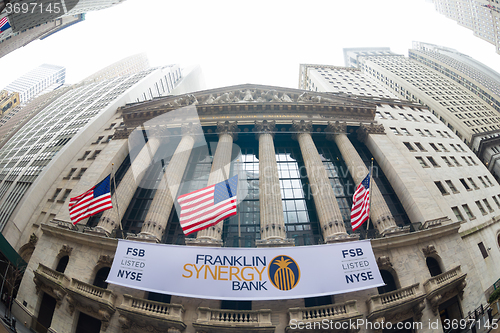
[192,121,239,245]
[254,120,294,247]
[292,120,357,243]
[134,124,197,242]
[94,126,165,236]
[326,121,399,236]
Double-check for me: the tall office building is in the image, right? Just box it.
[0,62,203,245]
[343,47,500,181]
[428,0,500,54]
[80,53,150,84]
[3,64,66,103]
[410,41,500,113]
[8,81,500,333]
[0,0,126,56]
[0,14,85,59]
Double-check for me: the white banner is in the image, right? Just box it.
[107,239,384,300]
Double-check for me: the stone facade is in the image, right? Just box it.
[8,84,500,333]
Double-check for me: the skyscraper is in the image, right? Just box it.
[428,0,500,54]
[342,47,500,181]
[0,0,126,57]
[3,64,66,103]
[0,60,204,243]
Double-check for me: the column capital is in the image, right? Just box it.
[357,123,386,142]
[291,120,312,140]
[325,121,347,140]
[254,120,277,139]
[216,121,239,140]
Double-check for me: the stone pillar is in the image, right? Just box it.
[134,124,197,242]
[326,121,399,236]
[291,120,357,243]
[94,126,164,236]
[254,120,294,247]
[192,121,239,245]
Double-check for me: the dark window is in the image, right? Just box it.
[378,270,397,294]
[93,267,110,289]
[55,256,69,273]
[434,181,448,195]
[221,300,251,310]
[426,257,442,277]
[459,179,470,190]
[478,242,489,259]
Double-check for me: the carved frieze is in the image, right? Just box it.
[422,245,437,257]
[357,123,386,142]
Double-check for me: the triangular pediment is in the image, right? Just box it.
[121,84,376,114]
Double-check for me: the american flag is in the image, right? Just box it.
[178,175,238,235]
[351,172,371,231]
[0,17,11,33]
[69,174,113,225]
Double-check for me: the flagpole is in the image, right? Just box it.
[236,159,241,248]
[111,163,124,236]
[365,158,374,233]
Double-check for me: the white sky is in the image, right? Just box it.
[1,0,500,90]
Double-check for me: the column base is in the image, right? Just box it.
[127,233,159,243]
[325,233,360,244]
[380,225,410,237]
[184,238,223,247]
[256,238,295,248]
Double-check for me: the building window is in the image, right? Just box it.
[89,150,101,160]
[459,179,471,190]
[51,189,61,201]
[483,199,494,212]
[435,181,448,195]
[426,257,443,277]
[462,156,472,166]
[64,168,76,179]
[492,196,500,209]
[476,201,487,215]
[75,168,86,179]
[445,180,459,193]
[438,143,448,152]
[415,129,424,136]
[416,157,428,167]
[403,142,415,151]
[390,127,400,135]
[478,242,489,259]
[79,151,91,160]
[221,300,252,310]
[93,267,111,289]
[148,292,171,304]
[450,157,460,166]
[92,136,103,144]
[478,176,488,187]
[105,135,113,143]
[55,256,69,273]
[462,204,474,219]
[378,270,398,294]
[429,143,440,152]
[304,295,334,308]
[467,178,479,190]
[400,128,410,135]
[468,156,477,165]
[427,157,439,167]
[484,176,494,186]
[424,129,434,136]
[452,207,464,222]
[441,157,453,167]
[60,189,71,202]
[414,142,425,151]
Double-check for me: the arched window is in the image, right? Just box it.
[93,267,110,289]
[378,270,397,294]
[426,257,443,277]
[55,256,69,273]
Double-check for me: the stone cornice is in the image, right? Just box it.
[371,219,460,251]
[41,222,118,252]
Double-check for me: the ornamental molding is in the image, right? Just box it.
[357,123,386,142]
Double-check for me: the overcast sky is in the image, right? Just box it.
[1,0,500,91]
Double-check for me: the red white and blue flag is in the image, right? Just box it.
[351,172,371,231]
[69,174,113,225]
[178,175,238,235]
[0,17,11,33]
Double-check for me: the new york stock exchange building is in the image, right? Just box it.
[9,84,500,333]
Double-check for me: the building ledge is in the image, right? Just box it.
[286,300,362,333]
[193,307,275,333]
[33,263,69,306]
[117,294,186,332]
[366,283,426,323]
[423,266,467,315]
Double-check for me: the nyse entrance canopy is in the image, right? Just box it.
[107,239,384,300]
